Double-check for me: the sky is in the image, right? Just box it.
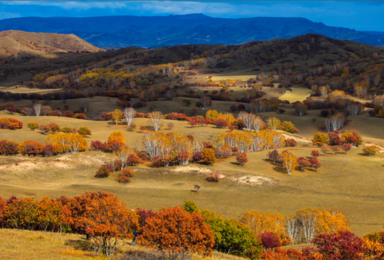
[0,1,383,31]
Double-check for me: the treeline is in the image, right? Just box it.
[0,132,88,156]
[0,192,383,259]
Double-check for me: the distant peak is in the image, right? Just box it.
[169,13,210,19]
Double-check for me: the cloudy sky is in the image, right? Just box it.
[0,1,383,31]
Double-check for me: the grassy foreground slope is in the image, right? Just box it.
[0,229,244,260]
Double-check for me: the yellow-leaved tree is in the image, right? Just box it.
[108,131,126,144]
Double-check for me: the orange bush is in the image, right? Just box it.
[140,206,215,258]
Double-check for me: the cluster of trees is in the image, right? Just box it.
[27,121,92,137]
[142,132,202,166]
[312,130,362,147]
[2,191,379,259]
[268,150,321,174]
[45,133,88,154]
[0,117,23,130]
[213,129,287,154]
[90,131,128,153]
[0,140,19,155]
[0,134,87,156]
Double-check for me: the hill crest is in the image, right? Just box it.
[0,30,103,60]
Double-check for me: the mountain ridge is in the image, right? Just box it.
[0,15,383,49]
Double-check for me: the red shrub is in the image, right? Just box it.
[236,153,248,166]
[136,151,149,161]
[104,140,124,153]
[285,138,297,147]
[311,231,364,260]
[63,111,73,117]
[90,140,106,151]
[0,140,19,155]
[311,150,320,158]
[259,232,282,249]
[127,154,142,166]
[43,144,55,157]
[214,118,228,128]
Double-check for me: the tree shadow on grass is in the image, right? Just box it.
[64,239,92,252]
[272,166,288,174]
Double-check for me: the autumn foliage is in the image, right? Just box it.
[236,152,248,166]
[201,148,216,165]
[0,118,23,130]
[78,192,139,256]
[140,206,215,259]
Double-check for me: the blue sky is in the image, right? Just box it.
[1,1,383,31]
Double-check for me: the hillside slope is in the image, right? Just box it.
[0,15,383,48]
[0,30,102,60]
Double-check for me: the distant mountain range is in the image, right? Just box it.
[0,14,383,48]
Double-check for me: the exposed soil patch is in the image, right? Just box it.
[171,165,276,186]
[227,175,276,186]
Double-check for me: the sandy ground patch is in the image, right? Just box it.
[228,175,276,186]
[171,165,276,186]
[0,153,111,173]
[171,165,211,174]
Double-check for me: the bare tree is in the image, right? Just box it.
[148,111,164,131]
[124,107,136,127]
[82,103,89,113]
[34,104,42,117]
[242,112,256,131]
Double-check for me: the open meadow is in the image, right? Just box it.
[0,110,384,238]
[0,229,244,260]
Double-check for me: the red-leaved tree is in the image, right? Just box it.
[139,206,215,259]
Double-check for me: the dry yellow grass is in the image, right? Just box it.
[0,229,245,260]
[0,85,61,94]
[279,86,311,103]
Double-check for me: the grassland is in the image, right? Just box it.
[0,110,384,237]
[279,86,312,103]
[0,229,244,260]
[0,85,61,94]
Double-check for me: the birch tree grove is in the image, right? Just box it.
[123,107,136,127]
[148,111,164,131]
[213,130,285,153]
[281,151,298,175]
[267,117,281,130]
[296,208,319,243]
[142,132,194,165]
[286,216,299,244]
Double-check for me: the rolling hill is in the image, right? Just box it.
[0,30,103,60]
[0,14,384,48]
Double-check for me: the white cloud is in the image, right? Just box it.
[4,1,129,10]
